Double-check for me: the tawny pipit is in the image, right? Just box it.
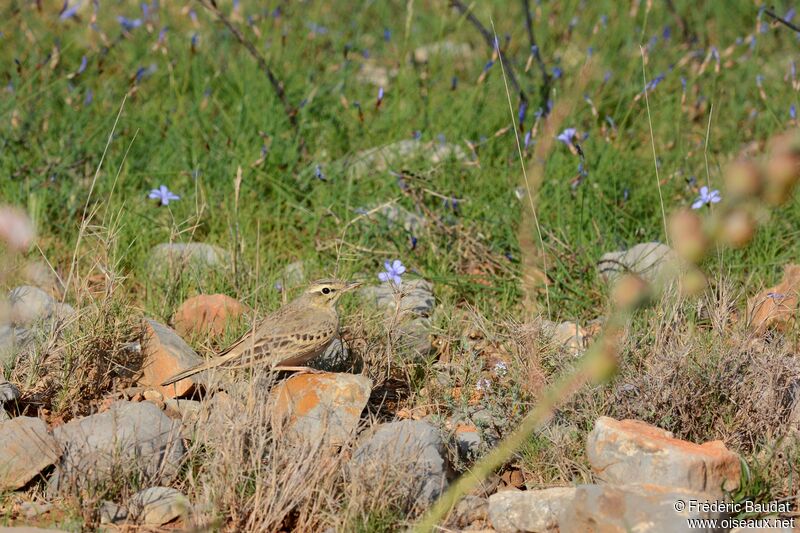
[160,279,361,386]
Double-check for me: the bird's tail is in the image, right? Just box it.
[160,353,236,387]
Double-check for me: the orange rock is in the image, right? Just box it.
[587,417,741,497]
[172,294,246,339]
[139,319,206,399]
[271,372,371,446]
[748,264,800,334]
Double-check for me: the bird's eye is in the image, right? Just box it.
[322,287,331,294]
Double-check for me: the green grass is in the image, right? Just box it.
[2,0,799,324]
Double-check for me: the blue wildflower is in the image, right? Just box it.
[378,259,405,286]
[691,186,721,209]
[552,66,563,79]
[663,26,672,40]
[791,104,797,119]
[84,89,93,105]
[518,101,528,124]
[148,185,180,206]
[482,60,494,73]
[314,165,326,181]
[556,127,577,146]
[77,55,87,74]
[117,16,143,31]
[384,28,391,42]
[60,1,80,21]
[377,86,384,103]
[451,76,458,90]
[787,8,797,21]
[524,130,532,148]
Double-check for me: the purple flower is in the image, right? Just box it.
[792,104,797,120]
[158,26,168,43]
[77,55,87,74]
[691,186,721,209]
[476,378,491,392]
[786,8,797,21]
[84,88,93,105]
[523,130,532,148]
[552,66,563,79]
[645,73,666,91]
[60,1,80,21]
[314,165,326,181]
[377,86,384,103]
[518,101,528,124]
[148,185,180,206]
[117,16,143,31]
[378,259,405,286]
[662,26,672,40]
[557,127,577,146]
[384,28,391,42]
[494,362,508,376]
[482,60,494,73]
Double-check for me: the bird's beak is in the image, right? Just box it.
[343,281,362,292]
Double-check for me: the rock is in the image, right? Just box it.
[22,262,63,298]
[8,286,55,326]
[748,264,800,334]
[488,487,576,533]
[361,279,435,317]
[282,260,306,287]
[0,417,60,491]
[343,139,470,179]
[271,372,371,446]
[361,280,435,360]
[164,398,202,420]
[99,500,128,524]
[309,337,355,372]
[129,486,190,525]
[0,377,19,403]
[19,501,54,519]
[49,401,184,494]
[139,319,207,399]
[558,484,722,533]
[356,60,397,87]
[448,494,489,529]
[586,416,741,497]
[541,320,587,353]
[373,204,427,234]
[172,294,246,339]
[597,242,680,283]
[454,424,482,462]
[350,420,450,508]
[147,242,231,277]
[412,41,474,64]
[0,528,69,533]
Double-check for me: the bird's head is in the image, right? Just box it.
[302,279,362,307]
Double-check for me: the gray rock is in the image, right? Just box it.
[99,500,128,524]
[412,41,475,64]
[271,372,371,446]
[129,486,190,525]
[49,401,184,494]
[0,377,19,403]
[19,501,54,519]
[454,427,482,462]
[597,242,680,283]
[343,139,470,179]
[374,204,427,234]
[147,242,231,277]
[282,260,306,287]
[361,279,435,317]
[448,494,488,529]
[23,262,63,297]
[0,417,61,491]
[488,487,576,533]
[558,484,722,533]
[586,416,741,497]
[310,337,354,372]
[8,286,55,326]
[0,325,32,368]
[350,420,450,508]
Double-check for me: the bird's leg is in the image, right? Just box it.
[272,365,325,374]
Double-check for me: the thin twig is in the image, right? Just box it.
[196,0,297,127]
[764,8,800,34]
[520,0,552,115]
[450,0,528,104]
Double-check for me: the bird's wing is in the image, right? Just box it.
[160,305,337,387]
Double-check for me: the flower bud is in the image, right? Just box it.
[668,209,707,263]
[679,267,707,297]
[724,159,763,199]
[720,208,755,248]
[611,274,649,310]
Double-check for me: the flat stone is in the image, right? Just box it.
[586,416,741,497]
[453,424,482,462]
[147,242,231,276]
[139,319,207,399]
[271,372,371,446]
[748,264,800,334]
[488,487,576,533]
[8,286,55,326]
[412,41,475,64]
[448,494,488,529]
[350,420,450,509]
[0,417,60,491]
[99,500,128,524]
[343,139,469,179]
[0,377,20,403]
[49,401,184,494]
[558,484,722,533]
[361,279,435,317]
[597,242,679,283]
[129,486,190,525]
[22,262,63,298]
[172,294,246,339]
[309,337,354,372]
